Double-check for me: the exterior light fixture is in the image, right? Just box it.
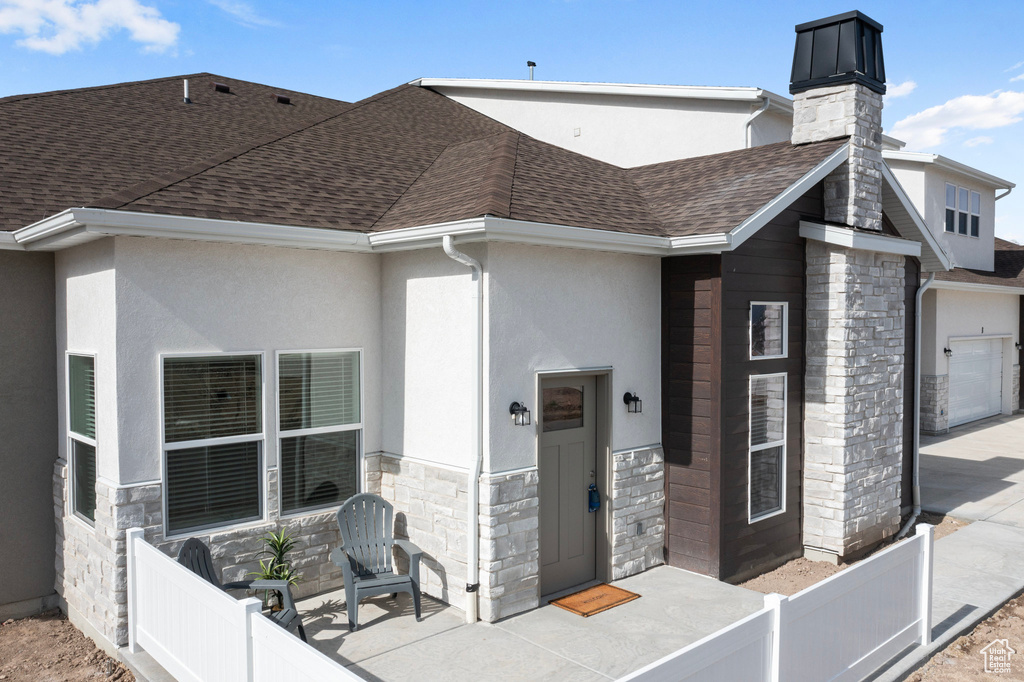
[944,347,953,358]
[623,392,642,414]
[509,402,531,426]
[1016,342,1022,351]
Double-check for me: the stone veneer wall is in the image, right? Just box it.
[55,465,346,650]
[803,242,906,559]
[920,374,950,435]
[1013,365,1021,413]
[610,446,665,579]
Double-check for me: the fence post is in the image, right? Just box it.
[916,523,934,646]
[241,597,262,682]
[764,593,786,682]
[125,527,144,654]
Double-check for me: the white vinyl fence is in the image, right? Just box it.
[620,524,934,682]
[126,528,363,682]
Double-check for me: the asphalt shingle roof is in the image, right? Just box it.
[935,238,1024,288]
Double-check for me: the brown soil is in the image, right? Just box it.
[907,592,1024,680]
[739,512,968,596]
[0,610,134,681]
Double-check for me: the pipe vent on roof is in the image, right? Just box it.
[212,82,231,94]
[273,94,291,105]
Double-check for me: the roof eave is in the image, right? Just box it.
[882,150,1015,190]
[931,278,1024,296]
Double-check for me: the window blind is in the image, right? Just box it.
[278,351,360,431]
[750,374,786,520]
[280,431,358,514]
[750,375,786,447]
[750,446,783,518]
[166,441,261,534]
[73,440,96,522]
[163,356,262,443]
[69,355,95,440]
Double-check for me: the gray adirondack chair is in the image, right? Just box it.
[177,537,307,642]
[331,493,423,631]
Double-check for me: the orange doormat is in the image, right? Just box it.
[549,584,640,617]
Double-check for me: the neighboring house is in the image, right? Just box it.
[0,10,959,656]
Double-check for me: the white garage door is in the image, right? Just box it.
[948,338,1003,428]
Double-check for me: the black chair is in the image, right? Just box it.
[331,493,423,631]
[177,537,307,642]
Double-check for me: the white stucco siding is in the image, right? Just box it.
[436,87,782,167]
[56,239,119,482]
[111,236,383,484]
[381,246,480,470]
[486,243,661,473]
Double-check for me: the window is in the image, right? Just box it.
[542,385,584,432]
[162,354,263,535]
[750,302,788,360]
[749,373,786,522]
[68,354,96,524]
[946,183,982,238]
[278,351,361,515]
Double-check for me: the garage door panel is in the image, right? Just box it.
[949,339,1003,428]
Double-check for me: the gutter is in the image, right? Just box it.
[440,235,483,624]
[743,95,771,149]
[896,271,936,540]
[997,188,1012,201]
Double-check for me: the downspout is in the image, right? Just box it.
[441,235,483,623]
[996,188,1013,201]
[743,95,771,148]
[896,271,936,539]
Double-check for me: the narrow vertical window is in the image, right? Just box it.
[749,373,786,522]
[162,354,263,535]
[68,354,96,523]
[945,183,956,233]
[278,350,362,514]
[970,191,981,238]
[750,302,788,360]
[958,187,969,235]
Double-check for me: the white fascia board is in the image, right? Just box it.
[931,279,1024,296]
[799,221,922,257]
[880,164,954,271]
[882,150,1015,190]
[0,231,24,250]
[414,78,788,104]
[728,143,850,250]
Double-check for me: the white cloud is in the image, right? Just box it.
[0,0,178,54]
[885,80,916,99]
[889,90,1024,148]
[206,0,279,28]
[964,136,994,147]
[1012,73,1024,83]
[1005,60,1024,72]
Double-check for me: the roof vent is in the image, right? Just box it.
[273,94,291,105]
[183,78,191,104]
[790,10,885,95]
[212,82,231,94]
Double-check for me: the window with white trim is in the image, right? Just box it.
[68,354,96,524]
[162,354,263,535]
[750,302,788,360]
[945,183,982,238]
[278,350,361,515]
[749,373,786,522]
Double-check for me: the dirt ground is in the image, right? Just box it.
[907,591,1024,681]
[0,610,134,682]
[739,512,968,596]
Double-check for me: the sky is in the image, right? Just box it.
[1,0,1023,242]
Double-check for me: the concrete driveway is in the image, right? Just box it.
[921,414,1024,526]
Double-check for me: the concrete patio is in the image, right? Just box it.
[920,413,1024,525]
[295,565,766,681]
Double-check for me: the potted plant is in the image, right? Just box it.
[249,529,301,611]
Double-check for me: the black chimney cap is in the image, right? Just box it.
[790,10,885,96]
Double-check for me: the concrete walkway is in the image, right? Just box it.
[296,565,766,681]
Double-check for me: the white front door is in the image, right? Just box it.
[949,338,1003,428]
[539,376,597,595]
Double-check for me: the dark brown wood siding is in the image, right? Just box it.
[902,257,921,510]
[662,254,721,576]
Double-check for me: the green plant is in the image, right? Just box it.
[248,530,301,608]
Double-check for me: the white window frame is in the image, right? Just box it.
[159,351,267,538]
[275,348,364,519]
[946,183,981,239]
[970,190,981,239]
[748,372,787,523]
[945,183,957,234]
[749,301,789,361]
[66,351,97,528]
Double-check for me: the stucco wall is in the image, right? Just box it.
[436,87,788,168]
[929,288,1019,375]
[486,243,661,472]
[0,251,58,613]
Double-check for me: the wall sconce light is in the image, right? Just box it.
[944,347,953,358]
[509,402,531,426]
[623,392,642,414]
[1016,342,1022,351]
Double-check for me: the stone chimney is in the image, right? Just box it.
[790,11,885,231]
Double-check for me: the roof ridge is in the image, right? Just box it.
[476,131,520,218]
[0,72,212,106]
[88,86,410,211]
